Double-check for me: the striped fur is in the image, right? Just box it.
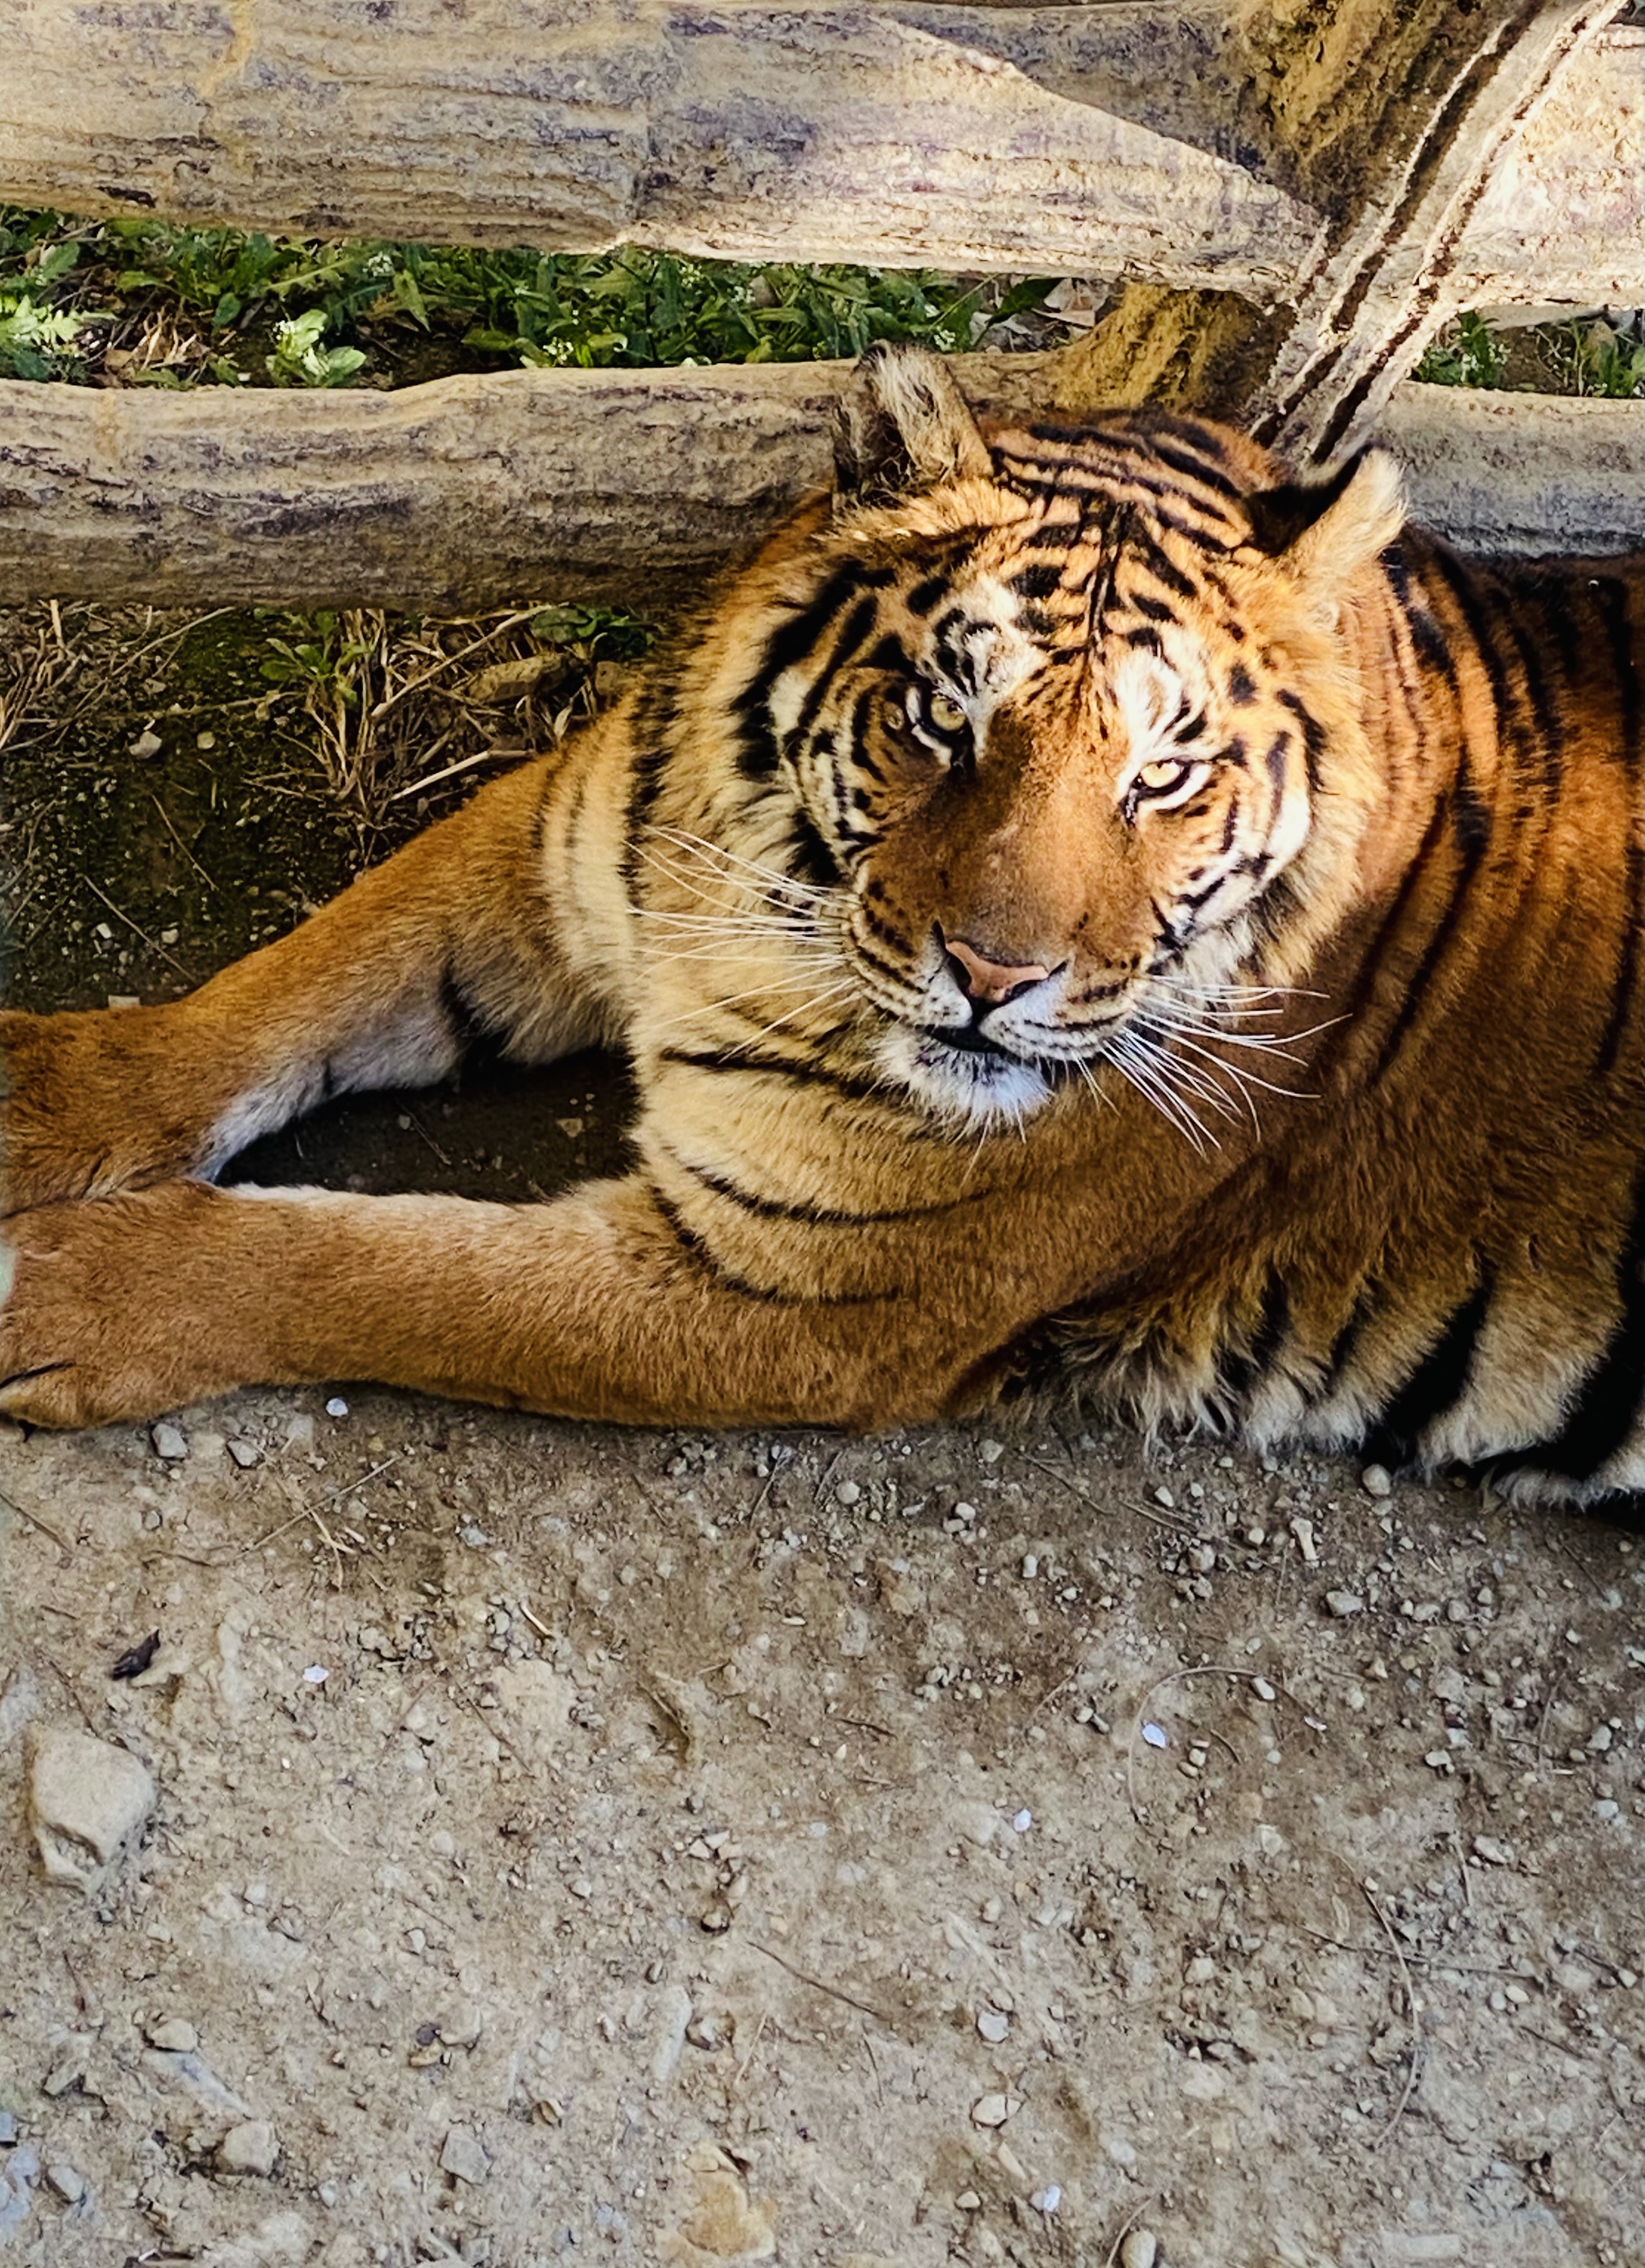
[1,346,1639,1505]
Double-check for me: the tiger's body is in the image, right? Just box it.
[1,346,1640,1505]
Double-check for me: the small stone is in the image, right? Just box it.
[1120,2234,1158,2268]
[1291,1517,1318,1563]
[1011,1807,1033,1833]
[835,1480,861,1505]
[951,1800,1001,1848]
[1031,2184,1062,2215]
[196,731,217,751]
[0,2112,16,2144]
[970,2093,1020,2129]
[1324,1589,1365,1619]
[128,728,163,759]
[150,1422,189,1461]
[976,2009,1010,2044]
[1594,1798,1621,1821]
[439,2126,491,2184]
[227,1439,261,1469]
[324,1397,349,1419]
[1471,1835,1514,1867]
[1360,1463,1393,1498]
[955,2190,983,2212]
[1020,1553,1038,1580]
[30,1728,155,1889]
[1252,1676,1277,1703]
[685,2014,725,2051]
[45,2162,84,2205]
[1587,1725,1613,1752]
[979,1440,1005,1464]
[1154,1486,1175,1509]
[146,2018,199,2053]
[218,2120,278,2176]
[699,1903,732,1933]
[996,2141,1029,2185]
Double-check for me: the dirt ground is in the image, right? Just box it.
[1,604,1642,2268]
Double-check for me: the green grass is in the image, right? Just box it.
[1414,306,1644,398]
[0,206,1052,388]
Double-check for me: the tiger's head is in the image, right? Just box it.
[680,343,1406,1132]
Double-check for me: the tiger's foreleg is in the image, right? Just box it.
[0,745,614,1214]
[0,1177,977,1431]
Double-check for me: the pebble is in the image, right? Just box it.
[227,1438,262,1469]
[950,1800,1001,1848]
[955,2190,983,2212]
[128,727,163,759]
[1587,1725,1613,1752]
[1154,1487,1175,1509]
[1325,1589,1365,1619]
[979,1440,1004,1464]
[976,2009,1011,2044]
[146,2018,199,2053]
[699,1903,732,1933]
[218,2120,278,2176]
[1252,1677,1277,1703]
[150,1422,189,1461]
[1120,2234,1158,2268]
[325,1397,349,1419]
[1593,1799,1620,1821]
[1360,1463,1393,1498]
[1011,1807,1033,1833]
[970,2093,1020,2129]
[29,1728,156,1889]
[1471,1835,1514,1867]
[439,2126,490,2185]
[1031,2185,1062,2215]
[45,2163,84,2205]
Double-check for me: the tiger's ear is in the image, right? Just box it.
[833,342,992,509]
[1246,448,1405,604]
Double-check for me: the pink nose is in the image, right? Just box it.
[942,933,1052,1007]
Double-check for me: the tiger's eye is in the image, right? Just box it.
[926,691,967,734]
[1138,758,1187,790]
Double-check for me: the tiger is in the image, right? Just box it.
[0,342,1640,1508]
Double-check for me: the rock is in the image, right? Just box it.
[146,2017,199,2052]
[128,727,163,759]
[970,2093,1020,2128]
[950,1801,1001,1848]
[30,1728,155,1889]
[150,1421,189,1460]
[1325,1590,1365,1619]
[219,2120,279,2176]
[976,2009,1010,2044]
[439,2126,490,2184]
[1120,2235,1158,2268]
[651,1985,694,2083]
[1471,1836,1514,1867]
[227,1438,262,1469]
[45,2162,84,2204]
[1360,1463,1393,1498]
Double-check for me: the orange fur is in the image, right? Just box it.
[2,347,1640,1505]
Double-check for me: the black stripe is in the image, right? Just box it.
[733,566,887,780]
[1536,1158,1645,1482]
[1593,571,1643,766]
[1227,663,1257,706]
[1362,1271,1495,1468]
[1595,823,1643,1082]
[668,1151,976,1228]
[658,1044,897,1112]
[906,575,948,618]
[1010,562,1065,602]
[1367,785,1490,1088]
[790,594,881,747]
[650,1189,884,1308]
[1217,1269,1291,1406]
[440,963,502,1058]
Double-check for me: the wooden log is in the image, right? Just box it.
[1,359,1636,615]
[0,3,1634,307]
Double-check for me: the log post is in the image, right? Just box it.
[1051,0,1631,462]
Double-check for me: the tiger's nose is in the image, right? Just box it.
[940,930,1053,1007]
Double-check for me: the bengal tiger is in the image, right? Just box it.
[0,344,1640,1507]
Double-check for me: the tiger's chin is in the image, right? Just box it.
[879,1025,1058,1129]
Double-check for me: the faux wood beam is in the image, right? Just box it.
[1,359,1636,615]
[0,4,1634,309]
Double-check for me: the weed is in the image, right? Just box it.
[0,206,1051,390]
[1413,310,1508,389]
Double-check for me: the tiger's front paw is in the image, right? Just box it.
[1,1003,203,1215]
[0,1185,250,1427]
